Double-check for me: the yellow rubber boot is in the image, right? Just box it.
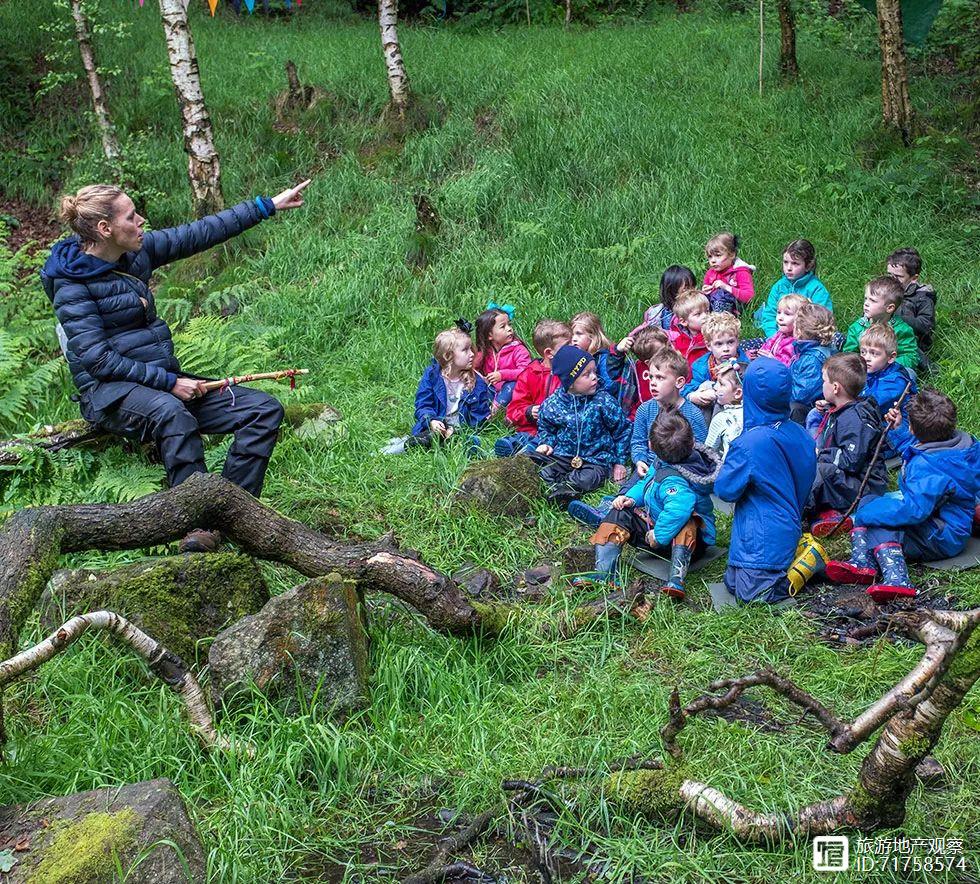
[787,533,827,596]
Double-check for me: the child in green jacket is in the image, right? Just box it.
[843,276,917,369]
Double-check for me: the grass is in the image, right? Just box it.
[1,1,980,881]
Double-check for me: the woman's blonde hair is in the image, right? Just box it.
[570,311,613,354]
[794,302,836,345]
[433,328,476,389]
[59,184,126,244]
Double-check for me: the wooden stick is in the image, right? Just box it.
[826,381,914,539]
[202,369,309,391]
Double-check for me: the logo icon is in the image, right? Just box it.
[813,836,849,871]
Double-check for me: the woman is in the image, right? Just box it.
[41,180,310,551]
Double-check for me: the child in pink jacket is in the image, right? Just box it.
[474,307,532,412]
[754,293,807,366]
[702,232,756,314]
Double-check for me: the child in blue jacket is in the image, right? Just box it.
[383,327,491,453]
[534,345,630,506]
[858,322,917,456]
[715,358,817,603]
[789,302,836,424]
[827,389,980,602]
[754,239,833,338]
[576,412,721,599]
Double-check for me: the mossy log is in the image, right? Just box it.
[0,472,509,663]
[0,403,336,466]
[599,607,980,842]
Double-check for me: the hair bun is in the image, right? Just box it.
[59,194,79,224]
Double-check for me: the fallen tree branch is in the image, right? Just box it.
[605,606,980,842]
[0,610,246,754]
[402,809,496,884]
[0,473,508,661]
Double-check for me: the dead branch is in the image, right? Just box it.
[619,606,980,842]
[0,473,508,663]
[0,610,245,754]
[402,809,496,884]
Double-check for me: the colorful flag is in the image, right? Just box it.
[207,0,218,13]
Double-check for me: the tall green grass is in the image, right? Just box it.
[1,3,979,881]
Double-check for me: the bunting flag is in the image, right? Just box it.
[207,0,218,13]
[243,0,255,10]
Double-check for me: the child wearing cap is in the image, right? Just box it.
[533,345,631,507]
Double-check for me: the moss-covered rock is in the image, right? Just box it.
[604,767,688,822]
[456,455,541,517]
[0,778,204,883]
[38,553,269,664]
[283,402,346,446]
[208,573,369,714]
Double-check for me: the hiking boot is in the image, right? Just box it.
[661,543,692,600]
[825,527,877,585]
[811,509,851,538]
[567,499,603,530]
[179,529,222,554]
[866,541,916,603]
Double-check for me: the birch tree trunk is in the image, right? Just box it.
[876,0,913,144]
[777,0,799,80]
[378,0,411,114]
[69,0,122,167]
[158,0,224,216]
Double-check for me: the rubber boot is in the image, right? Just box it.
[786,533,827,596]
[662,543,692,600]
[811,509,852,538]
[826,527,877,585]
[867,542,916,603]
[567,499,602,531]
[973,502,980,538]
[571,541,622,589]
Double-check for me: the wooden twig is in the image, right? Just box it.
[202,368,308,391]
[402,809,495,884]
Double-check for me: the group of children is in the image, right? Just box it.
[387,234,979,606]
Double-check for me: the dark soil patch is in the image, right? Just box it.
[0,196,59,252]
[799,578,959,647]
[703,696,790,734]
[474,107,501,141]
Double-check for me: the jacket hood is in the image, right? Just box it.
[42,237,117,281]
[914,430,980,496]
[792,338,831,357]
[672,443,723,487]
[845,396,884,428]
[906,281,936,303]
[742,358,791,430]
[733,257,756,273]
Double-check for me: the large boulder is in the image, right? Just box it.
[38,553,269,664]
[456,454,541,517]
[208,573,369,714]
[0,778,205,883]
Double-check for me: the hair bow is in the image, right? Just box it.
[486,301,515,319]
[455,317,473,334]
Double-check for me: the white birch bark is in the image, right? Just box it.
[69,0,122,166]
[378,0,411,111]
[158,0,223,216]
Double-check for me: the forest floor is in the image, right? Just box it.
[0,1,979,881]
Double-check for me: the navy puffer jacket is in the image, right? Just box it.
[40,198,274,421]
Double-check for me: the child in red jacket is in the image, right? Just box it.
[494,319,572,457]
[667,289,710,368]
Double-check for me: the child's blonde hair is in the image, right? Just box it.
[433,328,476,389]
[705,231,739,257]
[794,302,836,345]
[532,319,572,356]
[778,293,808,316]
[570,311,613,354]
[672,288,710,323]
[701,311,741,344]
[860,322,898,356]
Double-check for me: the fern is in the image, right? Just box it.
[173,315,276,379]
